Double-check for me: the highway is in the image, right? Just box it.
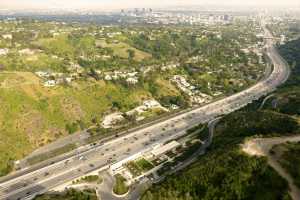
[0,24,290,200]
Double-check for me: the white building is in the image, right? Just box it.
[102,112,125,129]
[143,100,161,109]
[19,48,35,55]
[126,77,138,84]
[128,72,138,77]
[44,80,56,87]
[35,71,50,78]
[110,151,144,175]
[150,141,180,157]
[65,77,73,83]
[2,34,12,40]
[280,34,286,45]
[104,74,112,81]
[0,48,9,56]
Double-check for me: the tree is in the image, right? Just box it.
[89,68,99,80]
[127,49,135,61]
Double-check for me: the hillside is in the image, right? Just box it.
[0,20,266,176]
[0,71,181,176]
[271,142,300,189]
[141,38,300,200]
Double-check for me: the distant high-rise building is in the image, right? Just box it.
[120,9,125,16]
[208,14,214,23]
[224,14,229,21]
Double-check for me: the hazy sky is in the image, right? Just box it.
[1,0,299,10]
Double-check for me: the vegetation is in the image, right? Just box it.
[271,142,300,188]
[267,38,300,116]
[113,174,129,195]
[27,143,77,165]
[279,39,300,85]
[216,110,298,137]
[96,39,151,61]
[142,109,298,200]
[126,161,143,177]
[73,175,103,184]
[135,158,154,172]
[259,34,300,117]
[0,19,265,177]
[142,28,300,200]
[143,148,291,200]
[34,189,98,200]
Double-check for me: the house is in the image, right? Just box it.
[128,72,138,77]
[2,34,12,40]
[104,74,112,81]
[0,48,9,56]
[18,49,35,55]
[241,48,250,54]
[143,100,161,109]
[65,77,73,83]
[53,32,60,37]
[126,77,138,84]
[102,112,125,128]
[44,80,56,87]
[125,99,168,118]
[35,71,50,78]
[170,104,179,110]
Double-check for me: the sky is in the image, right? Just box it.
[1,0,299,10]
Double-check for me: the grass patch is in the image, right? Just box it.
[96,39,151,61]
[73,175,103,184]
[125,158,154,178]
[135,158,154,172]
[113,174,129,195]
[0,73,153,176]
[27,143,77,165]
[126,162,142,177]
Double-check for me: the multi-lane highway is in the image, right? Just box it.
[0,24,290,200]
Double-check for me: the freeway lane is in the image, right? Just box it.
[0,24,290,200]
[0,107,219,200]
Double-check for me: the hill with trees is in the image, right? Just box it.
[142,37,300,200]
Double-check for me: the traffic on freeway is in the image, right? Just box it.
[0,24,290,200]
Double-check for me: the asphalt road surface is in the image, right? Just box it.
[0,23,291,200]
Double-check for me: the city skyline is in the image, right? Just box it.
[1,0,300,10]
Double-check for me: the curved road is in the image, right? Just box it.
[0,23,291,200]
[242,136,300,200]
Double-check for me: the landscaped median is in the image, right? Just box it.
[112,174,130,197]
[34,188,98,200]
[72,175,103,185]
[125,158,155,177]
